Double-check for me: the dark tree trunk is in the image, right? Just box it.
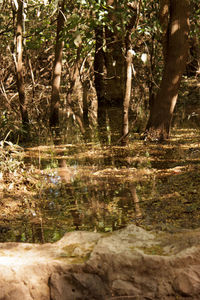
[186,36,200,76]
[94,1,126,109]
[82,83,89,127]
[94,26,106,107]
[16,0,29,130]
[49,0,65,128]
[104,26,126,107]
[66,45,86,135]
[94,1,138,144]
[145,0,190,140]
[94,26,108,141]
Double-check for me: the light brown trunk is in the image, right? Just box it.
[146,0,190,140]
[49,0,65,128]
[121,50,135,145]
[16,0,29,129]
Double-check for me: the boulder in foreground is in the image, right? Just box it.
[1,225,200,299]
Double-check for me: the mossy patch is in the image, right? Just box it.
[58,243,94,262]
[136,244,168,256]
[55,255,90,264]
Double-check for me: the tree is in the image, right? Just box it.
[0,0,199,144]
[186,0,200,76]
[14,0,29,130]
[121,49,135,145]
[94,0,126,108]
[93,0,138,143]
[145,0,190,140]
[49,0,65,128]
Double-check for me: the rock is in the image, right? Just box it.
[173,268,200,296]
[1,225,200,299]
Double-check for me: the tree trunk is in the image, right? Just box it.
[94,1,126,108]
[16,0,29,130]
[145,0,190,140]
[104,27,126,107]
[94,26,106,107]
[104,0,126,107]
[94,1,137,144]
[94,26,108,139]
[121,50,135,145]
[82,80,90,132]
[49,0,65,128]
[66,46,86,135]
[186,36,200,76]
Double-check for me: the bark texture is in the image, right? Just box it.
[121,50,135,145]
[16,0,29,129]
[94,0,127,110]
[49,0,65,128]
[146,0,190,140]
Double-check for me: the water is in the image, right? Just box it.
[1,125,200,243]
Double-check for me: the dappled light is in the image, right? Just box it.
[0,0,200,298]
[171,20,179,35]
[1,121,200,242]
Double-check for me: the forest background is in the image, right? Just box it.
[0,0,200,243]
[0,0,199,144]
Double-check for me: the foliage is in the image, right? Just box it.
[0,0,199,140]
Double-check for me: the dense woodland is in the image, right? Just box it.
[0,0,199,144]
[0,0,200,242]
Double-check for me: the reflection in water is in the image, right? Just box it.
[129,184,142,223]
[42,152,144,236]
[1,94,200,244]
[4,125,200,243]
[58,159,77,183]
[17,141,149,243]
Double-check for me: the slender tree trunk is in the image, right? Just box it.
[82,80,90,130]
[145,0,190,140]
[16,0,29,130]
[121,3,137,145]
[94,26,106,108]
[49,0,65,128]
[94,26,107,140]
[121,50,135,145]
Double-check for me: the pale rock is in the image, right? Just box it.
[0,225,200,299]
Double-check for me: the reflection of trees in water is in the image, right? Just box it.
[42,137,143,233]
[129,184,142,223]
[56,156,143,231]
